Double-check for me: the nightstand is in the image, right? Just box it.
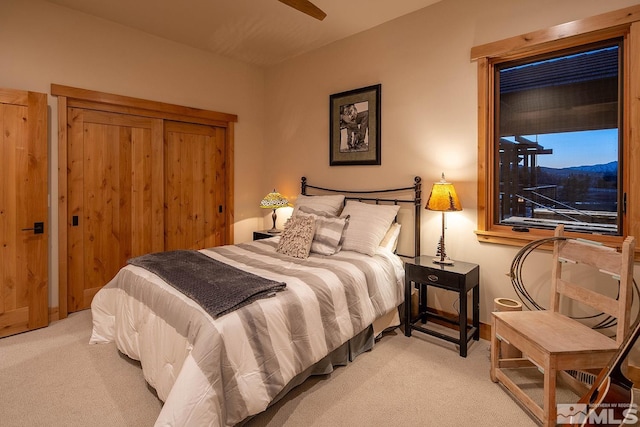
[404,256,480,357]
[253,230,276,241]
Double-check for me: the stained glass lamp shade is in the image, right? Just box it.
[260,190,291,234]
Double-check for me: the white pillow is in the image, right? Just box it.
[292,194,345,216]
[340,201,400,256]
[380,223,401,252]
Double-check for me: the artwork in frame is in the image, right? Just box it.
[329,84,381,166]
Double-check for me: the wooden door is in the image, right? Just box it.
[164,121,227,250]
[66,108,164,312]
[0,89,48,338]
[55,84,236,319]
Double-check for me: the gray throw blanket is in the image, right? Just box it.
[128,250,286,318]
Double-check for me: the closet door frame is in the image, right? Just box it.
[53,84,237,319]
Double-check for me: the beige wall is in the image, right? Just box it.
[0,0,267,307]
[263,0,640,323]
[2,0,639,323]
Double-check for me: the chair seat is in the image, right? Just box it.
[493,310,619,355]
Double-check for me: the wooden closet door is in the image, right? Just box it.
[0,89,48,338]
[164,121,227,250]
[66,108,163,312]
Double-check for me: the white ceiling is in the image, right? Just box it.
[43,0,442,66]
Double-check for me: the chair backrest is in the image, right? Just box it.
[550,225,635,344]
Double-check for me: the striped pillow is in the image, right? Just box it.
[339,201,400,256]
[292,194,345,216]
[297,206,349,255]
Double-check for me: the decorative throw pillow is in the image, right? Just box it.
[276,215,316,259]
[297,206,350,256]
[339,201,400,256]
[292,194,345,216]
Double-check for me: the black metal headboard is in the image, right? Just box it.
[301,176,422,258]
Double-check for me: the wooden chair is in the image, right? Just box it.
[490,225,635,427]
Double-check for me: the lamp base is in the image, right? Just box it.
[268,209,281,234]
[433,229,454,264]
[432,257,454,265]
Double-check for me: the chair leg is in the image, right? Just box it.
[543,363,557,427]
[490,317,499,382]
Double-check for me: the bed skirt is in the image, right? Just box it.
[240,308,400,424]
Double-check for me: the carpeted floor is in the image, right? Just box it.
[0,310,545,426]
[0,310,162,426]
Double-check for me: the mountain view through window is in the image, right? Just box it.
[495,42,622,235]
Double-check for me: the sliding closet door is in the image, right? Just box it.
[55,84,237,318]
[0,89,48,337]
[164,121,227,250]
[66,108,164,312]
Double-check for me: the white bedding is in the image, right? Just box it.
[90,238,405,426]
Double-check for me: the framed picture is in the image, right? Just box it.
[329,84,381,166]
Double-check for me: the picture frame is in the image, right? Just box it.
[329,84,381,166]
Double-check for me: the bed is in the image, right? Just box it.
[90,176,422,426]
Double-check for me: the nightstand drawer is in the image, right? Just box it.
[405,264,460,287]
[405,260,479,292]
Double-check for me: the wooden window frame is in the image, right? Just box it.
[471,5,640,255]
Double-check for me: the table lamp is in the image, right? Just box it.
[260,190,291,234]
[425,173,462,264]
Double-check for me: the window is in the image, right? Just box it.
[495,41,622,235]
[472,5,640,249]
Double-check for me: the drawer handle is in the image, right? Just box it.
[427,274,439,282]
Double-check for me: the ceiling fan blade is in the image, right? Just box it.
[277,0,327,21]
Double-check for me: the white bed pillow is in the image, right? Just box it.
[297,206,350,255]
[379,222,401,252]
[292,194,345,216]
[339,201,400,256]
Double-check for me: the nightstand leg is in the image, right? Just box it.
[420,283,427,324]
[459,289,468,357]
[404,277,412,337]
[473,285,480,340]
